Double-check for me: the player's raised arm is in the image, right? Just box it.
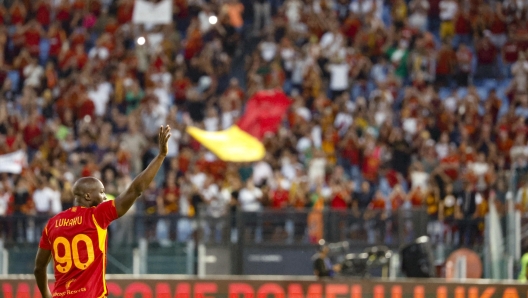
[114,125,171,217]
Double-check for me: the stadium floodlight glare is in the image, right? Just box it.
[209,16,218,25]
[137,36,146,45]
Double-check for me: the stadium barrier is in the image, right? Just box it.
[0,275,526,298]
[0,208,484,275]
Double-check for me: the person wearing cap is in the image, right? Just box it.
[313,240,341,278]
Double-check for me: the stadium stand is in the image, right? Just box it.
[0,0,526,261]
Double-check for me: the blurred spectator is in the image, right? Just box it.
[0,184,11,239]
[12,176,32,242]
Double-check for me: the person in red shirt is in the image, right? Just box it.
[34,126,171,298]
[271,179,290,209]
[9,0,26,25]
[161,171,179,215]
[452,10,471,48]
[72,0,85,11]
[475,34,498,80]
[0,4,7,25]
[408,186,424,207]
[369,191,387,210]
[47,22,66,63]
[24,20,45,57]
[4,126,22,152]
[117,0,134,25]
[496,128,513,155]
[341,11,362,44]
[11,24,26,58]
[23,112,44,160]
[501,31,519,78]
[172,69,191,107]
[435,41,456,87]
[89,0,103,16]
[516,20,528,51]
[389,185,407,211]
[69,28,87,49]
[361,140,383,183]
[455,43,473,87]
[56,0,71,32]
[76,93,95,121]
[489,4,507,48]
[440,144,461,181]
[34,0,51,29]
[61,44,88,72]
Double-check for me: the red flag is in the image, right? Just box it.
[237,89,292,140]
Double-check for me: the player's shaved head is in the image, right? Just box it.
[72,177,105,207]
[73,177,102,194]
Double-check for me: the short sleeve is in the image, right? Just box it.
[93,200,118,229]
[39,226,51,250]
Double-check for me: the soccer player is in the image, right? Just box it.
[33,125,171,298]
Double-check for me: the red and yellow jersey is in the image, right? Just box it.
[39,200,118,298]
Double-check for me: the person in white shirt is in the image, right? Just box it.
[201,176,229,243]
[238,179,263,242]
[0,185,9,217]
[319,26,345,61]
[189,164,207,189]
[253,158,274,187]
[408,0,430,32]
[33,179,62,240]
[327,58,351,100]
[121,120,149,176]
[259,35,278,62]
[238,180,263,212]
[334,99,356,135]
[309,150,327,186]
[291,54,309,92]
[439,0,458,40]
[88,36,111,61]
[33,181,60,216]
[349,0,384,20]
[204,107,220,131]
[141,96,168,138]
[253,0,272,35]
[87,77,113,118]
[280,151,297,182]
[435,132,450,160]
[198,4,215,34]
[285,0,302,25]
[0,185,9,238]
[23,59,44,89]
[512,53,528,93]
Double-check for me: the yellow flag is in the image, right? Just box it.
[186,125,266,162]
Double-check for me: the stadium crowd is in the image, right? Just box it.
[0,0,527,247]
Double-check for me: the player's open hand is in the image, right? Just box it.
[158,125,171,157]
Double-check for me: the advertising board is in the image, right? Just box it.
[1,276,526,298]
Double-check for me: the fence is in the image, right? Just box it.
[0,208,486,276]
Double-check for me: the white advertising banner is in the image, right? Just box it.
[0,150,27,174]
[132,0,173,25]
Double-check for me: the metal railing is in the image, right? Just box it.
[0,208,490,275]
[0,208,487,248]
